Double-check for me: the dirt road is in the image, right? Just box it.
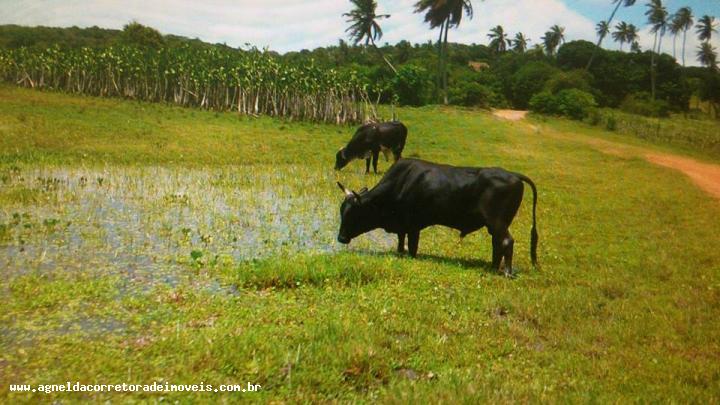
[493,109,528,121]
[492,109,720,200]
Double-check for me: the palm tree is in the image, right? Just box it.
[541,25,564,57]
[596,20,610,42]
[626,24,639,47]
[343,0,397,73]
[645,0,668,100]
[697,42,718,71]
[696,15,717,43]
[512,32,529,53]
[414,0,475,105]
[669,11,683,59]
[586,0,637,70]
[550,24,566,45]
[487,25,510,53]
[631,40,642,52]
[541,31,557,56]
[674,7,693,66]
[612,21,630,51]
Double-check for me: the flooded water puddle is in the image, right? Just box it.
[0,165,394,294]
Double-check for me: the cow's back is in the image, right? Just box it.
[372,159,522,233]
[377,122,407,145]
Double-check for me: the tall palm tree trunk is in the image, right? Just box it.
[442,17,450,105]
[651,32,658,99]
[682,28,688,66]
[586,1,624,70]
[436,20,445,101]
[369,37,397,74]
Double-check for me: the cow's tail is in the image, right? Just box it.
[514,173,538,266]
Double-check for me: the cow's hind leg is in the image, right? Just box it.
[502,232,515,277]
[490,227,515,275]
[491,232,504,271]
[397,233,406,254]
[372,150,379,174]
[365,157,371,174]
[408,231,420,258]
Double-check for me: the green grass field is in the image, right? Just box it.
[1,85,719,402]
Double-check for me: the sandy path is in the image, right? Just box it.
[493,109,720,200]
[570,132,720,200]
[493,109,528,121]
[644,153,720,199]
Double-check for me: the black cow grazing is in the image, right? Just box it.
[336,158,538,276]
[335,121,407,174]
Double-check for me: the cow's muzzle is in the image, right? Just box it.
[337,235,351,244]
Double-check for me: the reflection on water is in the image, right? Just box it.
[1,165,394,295]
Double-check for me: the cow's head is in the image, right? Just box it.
[336,182,371,244]
[335,148,349,170]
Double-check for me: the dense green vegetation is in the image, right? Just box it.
[2,85,720,402]
[0,39,372,124]
[2,20,718,120]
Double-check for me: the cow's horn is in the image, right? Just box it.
[337,182,353,197]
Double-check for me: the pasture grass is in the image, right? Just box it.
[534,108,720,163]
[1,85,719,402]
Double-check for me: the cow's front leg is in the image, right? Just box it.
[372,150,379,174]
[365,157,371,174]
[397,233,406,254]
[408,231,420,258]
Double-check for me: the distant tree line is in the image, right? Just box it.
[0,23,374,124]
[0,2,718,121]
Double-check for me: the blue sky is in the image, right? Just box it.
[1,1,718,65]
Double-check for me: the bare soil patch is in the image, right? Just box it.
[539,125,720,200]
[493,109,528,121]
[644,153,720,200]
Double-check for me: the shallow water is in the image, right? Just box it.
[1,165,394,295]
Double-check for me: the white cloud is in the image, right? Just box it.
[0,0,717,65]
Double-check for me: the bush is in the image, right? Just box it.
[119,21,164,49]
[449,81,496,107]
[529,89,597,120]
[391,64,432,106]
[619,92,670,117]
[510,61,560,109]
[556,89,598,120]
[544,69,595,94]
[606,115,617,131]
[528,91,558,114]
[447,67,506,108]
[587,109,602,126]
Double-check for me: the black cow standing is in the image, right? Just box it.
[336,158,538,276]
[335,121,407,174]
